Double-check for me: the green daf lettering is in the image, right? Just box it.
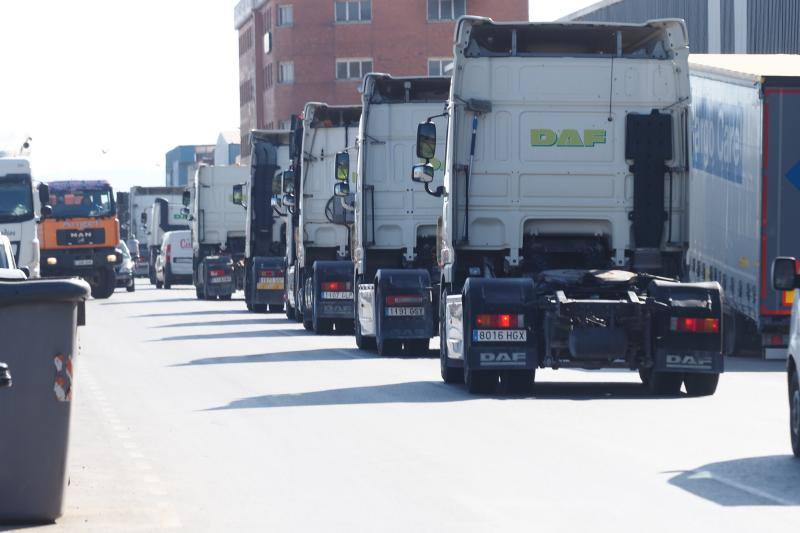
[556,129,583,147]
[531,129,557,146]
[583,129,607,147]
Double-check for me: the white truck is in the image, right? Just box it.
[184,165,248,298]
[128,186,184,279]
[232,130,291,313]
[284,104,361,333]
[142,197,189,284]
[0,157,48,278]
[333,74,450,355]
[411,17,723,395]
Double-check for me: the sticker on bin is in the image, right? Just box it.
[386,306,424,317]
[258,277,284,290]
[472,329,527,343]
[53,354,73,402]
[74,258,93,266]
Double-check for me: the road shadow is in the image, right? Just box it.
[135,309,252,318]
[99,297,198,305]
[173,348,369,366]
[207,379,684,411]
[156,329,308,342]
[154,318,287,328]
[724,357,787,373]
[668,455,800,506]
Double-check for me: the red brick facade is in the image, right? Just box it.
[236,0,528,156]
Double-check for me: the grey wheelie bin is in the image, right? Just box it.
[0,276,90,524]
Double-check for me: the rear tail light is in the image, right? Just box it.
[322,281,351,291]
[670,317,719,334]
[165,244,171,263]
[210,269,227,277]
[386,294,424,306]
[475,314,524,329]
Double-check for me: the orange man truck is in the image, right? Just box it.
[39,180,121,299]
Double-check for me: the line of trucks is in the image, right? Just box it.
[6,18,800,396]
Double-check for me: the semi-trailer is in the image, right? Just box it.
[333,73,450,355]
[688,54,800,359]
[412,17,723,395]
[284,104,361,333]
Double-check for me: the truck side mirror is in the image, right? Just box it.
[416,122,437,160]
[772,257,798,291]
[38,183,50,205]
[335,151,350,181]
[182,190,191,207]
[40,204,52,218]
[334,182,350,197]
[180,207,190,216]
[283,170,296,193]
[0,363,11,389]
[282,194,296,208]
[411,163,435,184]
[271,194,281,208]
[232,184,244,206]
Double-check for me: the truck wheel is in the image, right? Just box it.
[220,294,232,301]
[126,278,135,293]
[269,304,283,313]
[164,273,172,290]
[196,286,203,300]
[684,373,720,397]
[355,315,376,350]
[502,370,535,395]
[790,370,800,458]
[377,337,402,357]
[91,268,116,299]
[439,291,463,383]
[404,339,430,357]
[647,370,683,396]
[155,279,163,289]
[285,305,296,320]
[465,368,497,395]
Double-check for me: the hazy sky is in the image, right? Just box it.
[0,0,596,192]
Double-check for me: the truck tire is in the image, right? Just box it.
[404,339,429,357]
[439,289,463,383]
[269,304,283,313]
[683,373,720,397]
[220,294,232,301]
[285,305,296,320]
[164,275,172,290]
[155,279,163,289]
[377,336,402,357]
[196,286,203,300]
[90,268,116,299]
[126,278,135,292]
[355,315,376,350]
[790,369,800,458]
[502,370,535,395]
[647,370,683,396]
[251,304,266,313]
[465,367,497,395]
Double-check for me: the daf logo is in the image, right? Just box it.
[666,354,712,367]
[480,352,526,363]
[531,128,607,147]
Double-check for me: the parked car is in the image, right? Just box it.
[115,240,135,292]
[0,234,26,279]
[133,241,149,277]
[772,257,800,458]
[155,230,192,289]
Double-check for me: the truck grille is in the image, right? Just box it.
[56,228,106,246]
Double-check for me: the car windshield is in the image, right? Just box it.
[0,174,34,223]
[50,187,114,218]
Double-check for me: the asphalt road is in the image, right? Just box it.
[6,282,800,532]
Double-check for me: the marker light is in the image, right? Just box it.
[475,314,524,329]
[670,317,719,334]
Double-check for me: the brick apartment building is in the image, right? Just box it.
[234,0,529,157]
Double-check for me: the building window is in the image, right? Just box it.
[428,58,453,77]
[277,5,293,27]
[278,61,294,84]
[336,58,373,80]
[239,26,254,55]
[265,63,274,89]
[335,1,371,23]
[428,0,466,21]
[240,79,254,105]
[264,8,272,31]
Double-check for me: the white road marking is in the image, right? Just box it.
[689,470,796,506]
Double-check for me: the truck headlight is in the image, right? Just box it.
[107,254,118,263]
[46,257,58,266]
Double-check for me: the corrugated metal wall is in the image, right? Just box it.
[572,0,800,54]
[573,0,709,52]
[748,0,800,53]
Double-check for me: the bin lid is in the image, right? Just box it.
[0,277,90,308]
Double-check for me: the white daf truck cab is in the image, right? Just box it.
[284,104,361,334]
[333,74,450,355]
[0,157,49,278]
[411,17,723,395]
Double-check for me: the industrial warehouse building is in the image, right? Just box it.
[566,0,800,54]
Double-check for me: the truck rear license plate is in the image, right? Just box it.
[74,259,93,266]
[322,291,353,300]
[472,329,527,342]
[211,276,232,284]
[258,277,283,290]
[386,307,424,317]
[173,257,192,263]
